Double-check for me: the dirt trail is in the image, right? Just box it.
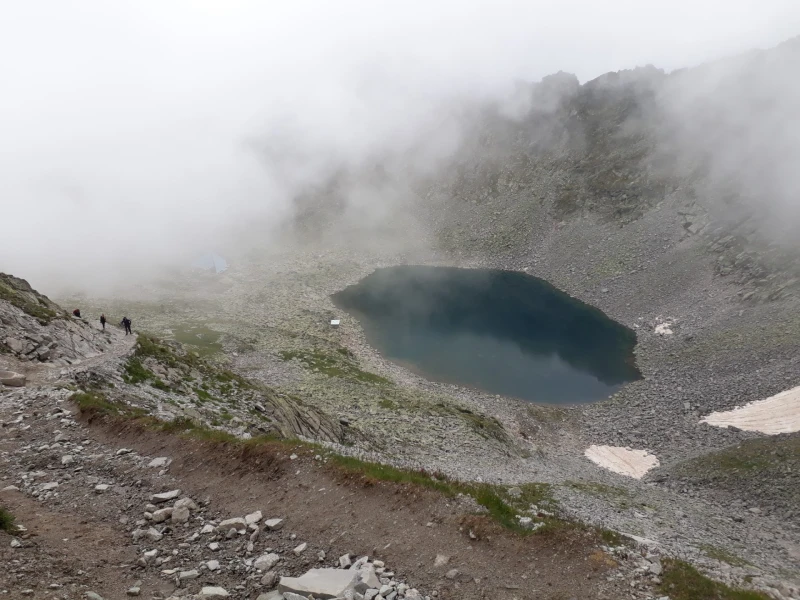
[0,338,651,600]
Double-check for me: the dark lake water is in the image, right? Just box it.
[331,266,641,404]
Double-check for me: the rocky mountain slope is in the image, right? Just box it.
[4,37,800,600]
[1,275,682,600]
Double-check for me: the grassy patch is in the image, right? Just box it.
[279,349,392,386]
[699,544,751,568]
[329,455,559,534]
[566,480,635,511]
[527,404,571,424]
[684,436,799,473]
[123,358,155,385]
[378,398,397,410]
[0,507,16,533]
[172,324,223,356]
[597,527,627,546]
[71,391,122,417]
[659,559,770,600]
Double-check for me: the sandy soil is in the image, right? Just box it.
[583,445,660,479]
[701,385,800,435]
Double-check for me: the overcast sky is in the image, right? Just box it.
[1,1,799,291]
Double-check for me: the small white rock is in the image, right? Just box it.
[264,518,284,531]
[293,542,307,555]
[199,587,230,599]
[245,510,263,525]
[179,569,200,581]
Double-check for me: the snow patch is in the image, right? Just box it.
[701,385,800,435]
[584,445,660,479]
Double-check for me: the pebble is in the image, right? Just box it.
[254,553,281,571]
[245,510,263,524]
[179,569,200,581]
[293,542,308,555]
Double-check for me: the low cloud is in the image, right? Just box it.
[1,1,798,293]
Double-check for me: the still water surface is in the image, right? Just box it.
[332,266,641,404]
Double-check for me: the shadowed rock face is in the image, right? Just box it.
[334,266,641,403]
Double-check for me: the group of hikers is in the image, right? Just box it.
[72,309,132,335]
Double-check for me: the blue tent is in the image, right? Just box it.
[192,252,228,274]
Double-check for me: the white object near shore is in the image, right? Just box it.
[584,445,660,479]
[330,319,340,328]
[701,385,800,434]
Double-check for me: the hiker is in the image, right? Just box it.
[72,308,81,318]
[121,316,132,335]
[100,313,106,331]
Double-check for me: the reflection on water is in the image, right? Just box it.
[332,266,641,404]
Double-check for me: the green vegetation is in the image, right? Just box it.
[567,481,630,498]
[134,335,191,368]
[123,358,155,384]
[597,527,626,546]
[125,334,255,405]
[659,559,770,600]
[0,273,61,324]
[71,391,123,417]
[378,398,397,410]
[699,544,751,568]
[451,405,507,441]
[0,507,17,533]
[172,324,223,356]
[330,454,560,534]
[527,404,570,424]
[566,481,636,512]
[279,349,392,386]
[673,435,799,479]
[123,357,170,391]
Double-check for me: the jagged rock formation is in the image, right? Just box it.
[0,272,115,367]
[290,37,800,304]
[420,37,800,303]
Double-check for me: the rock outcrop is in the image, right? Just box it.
[1,272,114,366]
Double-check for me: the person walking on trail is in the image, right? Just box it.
[121,316,132,335]
[100,314,106,331]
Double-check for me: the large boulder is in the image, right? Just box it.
[0,370,25,387]
[278,568,359,600]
